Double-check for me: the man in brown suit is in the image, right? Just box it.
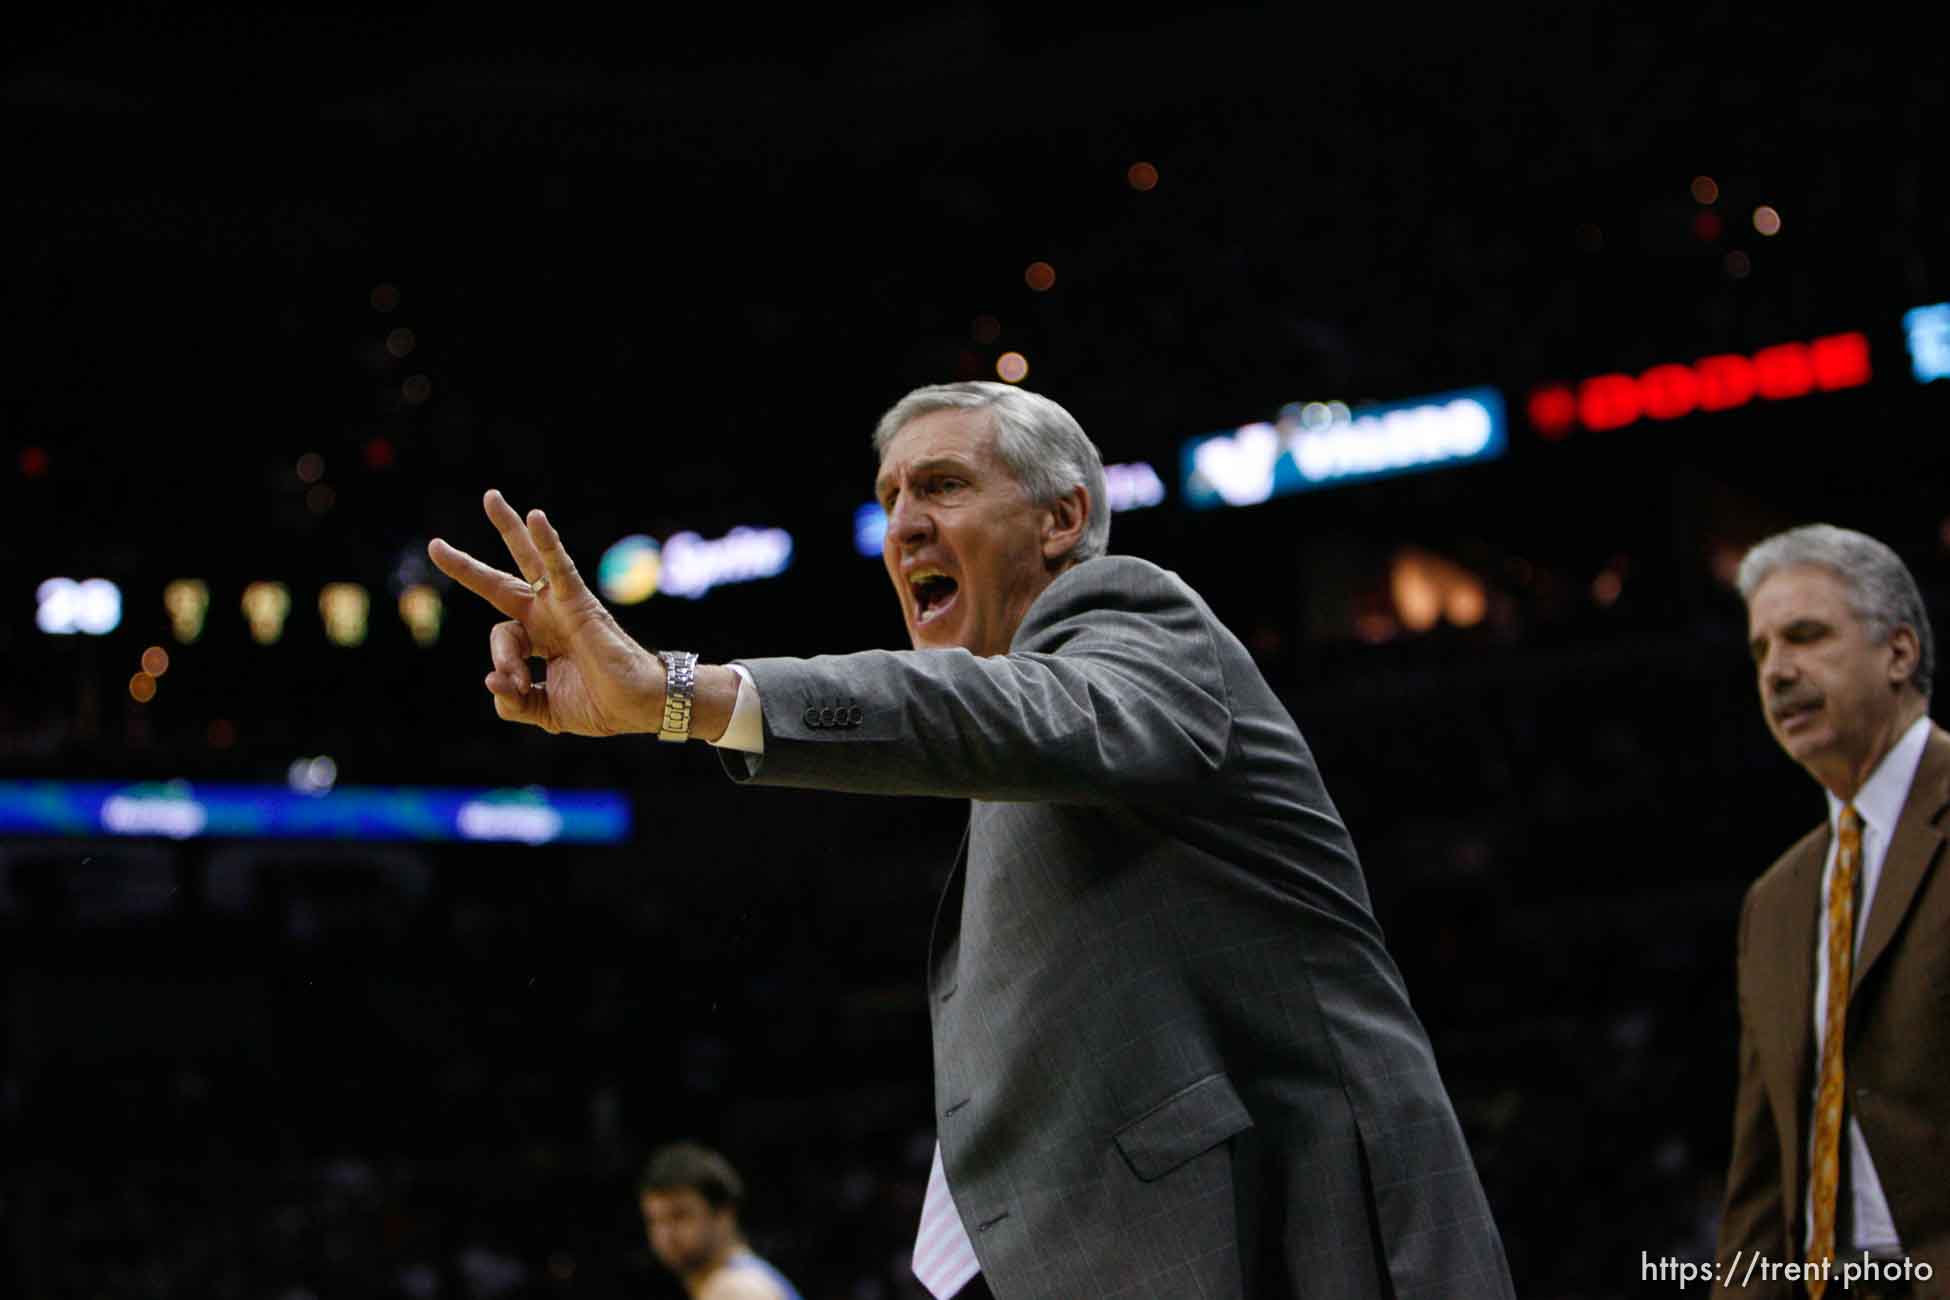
[1715,524,1947,1300]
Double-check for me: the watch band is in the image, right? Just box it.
[655,650,699,742]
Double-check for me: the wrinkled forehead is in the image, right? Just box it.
[876,407,1002,481]
[1746,563,1859,632]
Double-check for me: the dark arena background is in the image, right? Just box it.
[4,6,1946,1298]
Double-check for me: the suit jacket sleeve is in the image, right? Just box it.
[1713,885,1792,1299]
[716,557,1234,803]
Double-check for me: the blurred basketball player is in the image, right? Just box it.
[638,1142,804,1300]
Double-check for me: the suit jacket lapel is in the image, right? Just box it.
[926,817,973,1002]
[1851,723,1950,1001]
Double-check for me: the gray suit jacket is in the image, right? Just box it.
[723,555,1513,1299]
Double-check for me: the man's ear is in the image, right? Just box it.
[1887,624,1921,690]
[1041,485,1090,563]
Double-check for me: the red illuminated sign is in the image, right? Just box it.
[1528,333,1872,438]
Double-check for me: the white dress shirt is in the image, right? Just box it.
[1802,713,1931,1257]
[708,664,766,754]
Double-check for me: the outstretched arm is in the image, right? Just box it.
[428,489,741,740]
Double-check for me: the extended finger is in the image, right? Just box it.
[526,508,587,599]
[428,538,532,620]
[483,489,547,584]
[489,620,533,694]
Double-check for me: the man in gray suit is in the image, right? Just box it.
[430,382,1514,1299]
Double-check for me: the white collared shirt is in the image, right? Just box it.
[1802,713,1931,1256]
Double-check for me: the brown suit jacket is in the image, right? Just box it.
[1714,720,1950,1300]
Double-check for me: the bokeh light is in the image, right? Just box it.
[1690,175,1719,205]
[598,535,663,605]
[1724,250,1752,279]
[1024,261,1055,292]
[370,283,400,312]
[402,375,432,404]
[20,446,49,478]
[399,585,443,646]
[164,580,210,644]
[1127,161,1159,192]
[296,453,325,484]
[971,314,1002,345]
[1752,205,1782,236]
[307,484,336,515]
[241,582,291,645]
[1445,582,1487,628]
[385,328,417,358]
[129,672,157,703]
[996,352,1030,383]
[319,583,370,647]
[141,646,170,676]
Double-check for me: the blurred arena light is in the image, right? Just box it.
[599,528,793,600]
[241,582,291,645]
[598,534,663,604]
[1389,549,1487,633]
[37,577,122,635]
[1104,462,1167,512]
[996,351,1029,383]
[658,527,794,599]
[398,584,443,645]
[0,779,629,843]
[319,584,370,647]
[164,580,209,643]
[287,756,339,796]
[853,503,888,558]
[1526,332,1870,436]
[1182,387,1506,507]
[1906,303,1950,383]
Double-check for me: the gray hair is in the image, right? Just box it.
[872,382,1111,565]
[1736,523,1935,698]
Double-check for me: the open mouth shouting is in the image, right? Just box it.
[909,567,961,628]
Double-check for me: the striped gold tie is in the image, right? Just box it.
[1806,804,1862,1300]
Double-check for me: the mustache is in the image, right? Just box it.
[1769,692,1822,720]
